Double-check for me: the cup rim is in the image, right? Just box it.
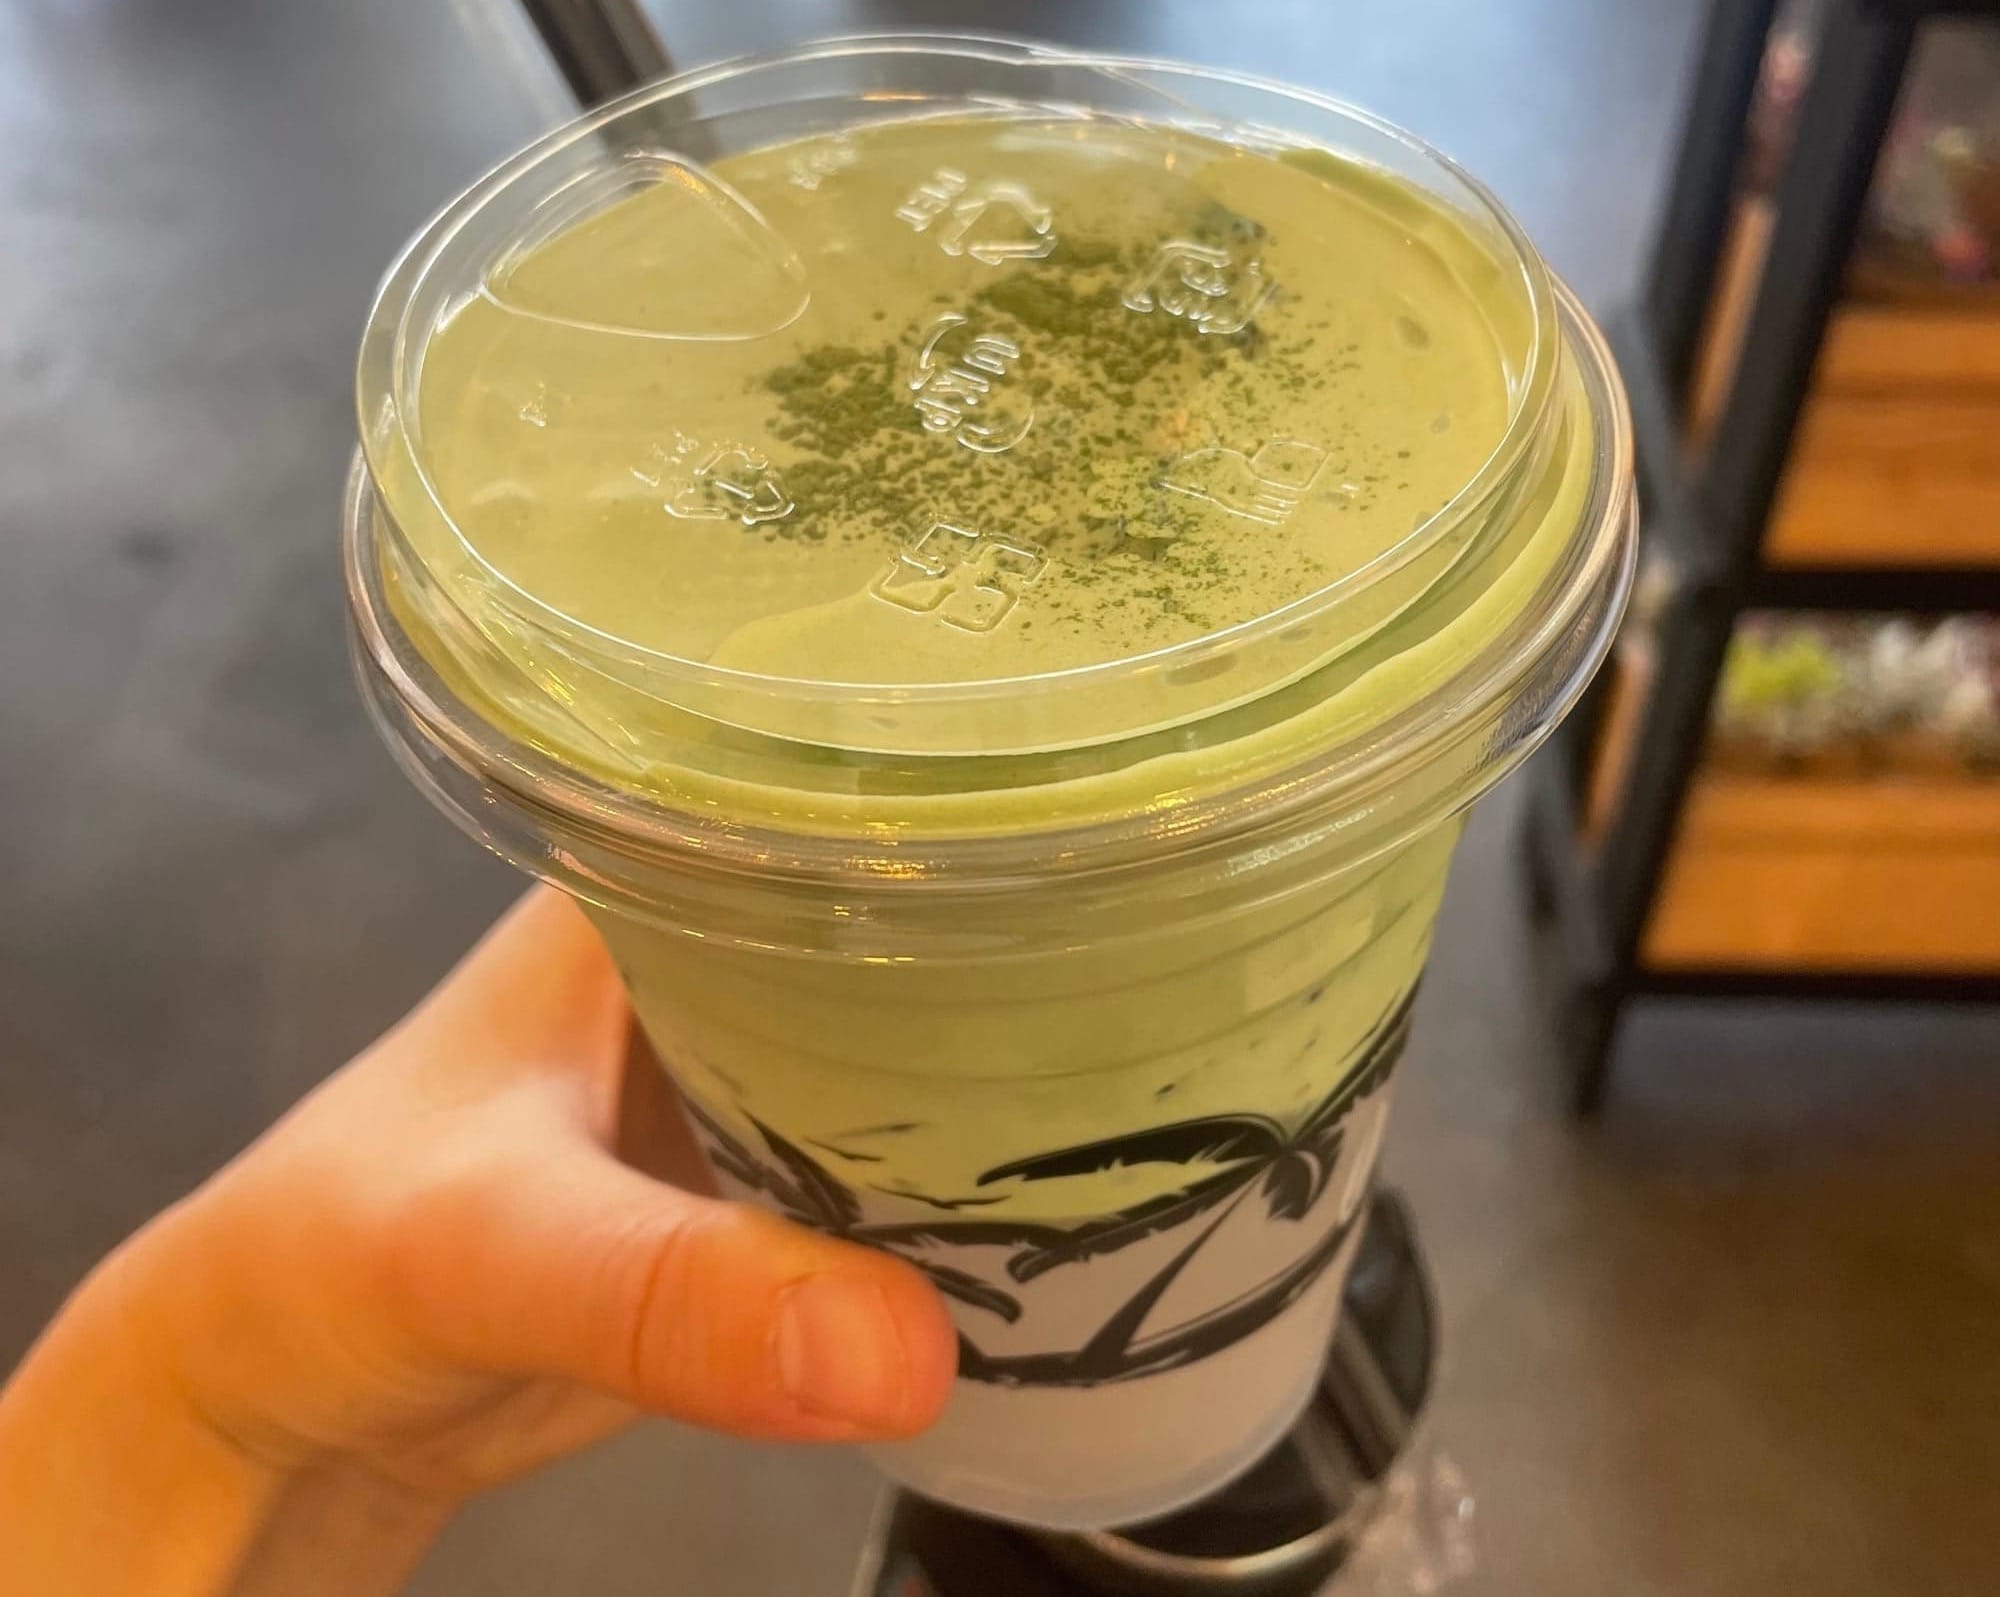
[368,34,1568,712]
[344,37,1636,892]
[355,33,1568,752]
[345,280,1629,890]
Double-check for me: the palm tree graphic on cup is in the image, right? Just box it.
[682,985,1413,1387]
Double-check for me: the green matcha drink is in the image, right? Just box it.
[348,39,1632,1530]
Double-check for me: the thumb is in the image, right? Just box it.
[374,888,960,1441]
[409,1144,960,1442]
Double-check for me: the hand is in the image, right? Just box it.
[0,890,955,1594]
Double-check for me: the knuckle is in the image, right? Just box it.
[363,1147,511,1346]
[620,1201,741,1405]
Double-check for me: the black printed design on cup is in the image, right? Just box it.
[683,983,1415,1388]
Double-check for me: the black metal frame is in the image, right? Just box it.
[1644,0,1786,398]
[1528,0,2000,1114]
[515,0,671,105]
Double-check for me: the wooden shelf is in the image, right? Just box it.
[1688,198,2000,573]
[1540,4,2000,1109]
[1767,304,2000,568]
[1643,770,2000,973]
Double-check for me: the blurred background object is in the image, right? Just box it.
[1745,1,2000,291]
[4,3,2000,1595]
[1530,0,2000,1115]
[1712,612,2000,776]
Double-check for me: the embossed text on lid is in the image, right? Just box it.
[378,75,1552,756]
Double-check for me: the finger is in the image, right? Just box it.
[380,892,957,1438]
[387,889,629,1112]
[393,1145,957,1443]
[416,887,623,1048]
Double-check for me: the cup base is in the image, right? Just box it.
[867,1215,1363,1531]
[873,1343,1329,1533]
[853,1189,1435,1594]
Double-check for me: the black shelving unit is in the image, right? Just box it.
[1527,0,2000,1114]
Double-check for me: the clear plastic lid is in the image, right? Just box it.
[360,38,1568,768]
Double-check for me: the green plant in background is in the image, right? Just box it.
[1719,626,1844,714]
[1717,623,1847,758]
[1717,615,2000,773]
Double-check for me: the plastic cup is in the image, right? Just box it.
[344,36,1634,1530]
